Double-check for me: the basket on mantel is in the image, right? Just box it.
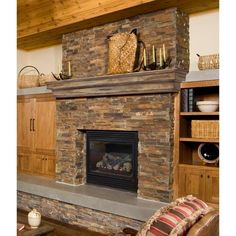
[191,120,219,139]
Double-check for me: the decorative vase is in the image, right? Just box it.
[28,208,41,228]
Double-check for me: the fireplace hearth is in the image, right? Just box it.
[86,130,138,191]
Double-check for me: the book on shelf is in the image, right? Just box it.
[188,88,195,112]
[181,88,189,112]
[17,223,25,231]
[181,88,195,112]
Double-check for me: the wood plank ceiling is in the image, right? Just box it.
[17,0,219,50]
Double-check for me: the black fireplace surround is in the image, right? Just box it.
[86,130,138,191]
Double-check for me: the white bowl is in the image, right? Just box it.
[196,101,219,112]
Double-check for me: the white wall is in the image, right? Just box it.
[17,44,62,74]
[17,9,219,73]
[189,9,219,71]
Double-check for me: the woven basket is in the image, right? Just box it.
[198,54,219,70]
[18,66,40,88]
[18,66,57,88]
[107,30,137,74]
[191,120,219,139]
[39,74,55,86]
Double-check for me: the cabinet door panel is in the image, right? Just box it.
[205,170,219,204]
[34,97,56,151]
[44,155,56,177]
[18,153,32,173]
[17,98,34,150]
[32,154,44,175]
[179,167,205,200]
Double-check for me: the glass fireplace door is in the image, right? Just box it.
[86,131,138,191]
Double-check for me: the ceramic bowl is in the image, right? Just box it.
[196,101,219,112]
[28,209,41,228]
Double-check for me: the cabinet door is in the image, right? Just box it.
[17,97,34,151]
[34,97,56,152]
[44,155,56,177]
[205,169,219,204]
[18,153,32,173]
[179,166,205,200]
[32,154,45,175]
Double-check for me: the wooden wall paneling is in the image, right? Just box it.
[17,0,219,50]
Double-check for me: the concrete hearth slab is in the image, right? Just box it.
[17,174,167,221]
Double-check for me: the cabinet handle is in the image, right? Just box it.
[32,119,35,131]
[207,175,210,178]
[200,174,203,178]
[30,119,32,131]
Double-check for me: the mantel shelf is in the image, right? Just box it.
[47,68,187,98]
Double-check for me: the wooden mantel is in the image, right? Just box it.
[47,68,187,98]
[17,0,219,50]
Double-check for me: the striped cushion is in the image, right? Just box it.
[137,195,212,236]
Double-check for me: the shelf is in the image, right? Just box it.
[180,79,219,89]
[179,163,219,170]
[180,112,219,116]
[179,137,219,143]
[177,78,219,205]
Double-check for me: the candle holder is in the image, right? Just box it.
[51,72,72,81]
[143,56,172,71]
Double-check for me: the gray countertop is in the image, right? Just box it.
[17,174,167,221]
[17,86,52,95]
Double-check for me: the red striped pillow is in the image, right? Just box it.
[137,195,212,236]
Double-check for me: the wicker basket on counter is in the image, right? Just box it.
[197,54,219,70]
[18,66,40,88]
[18,65,56,88]
[191,120,219,139]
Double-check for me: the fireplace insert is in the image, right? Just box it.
[86,130,138,191]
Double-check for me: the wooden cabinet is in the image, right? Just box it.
[176,80,219,205]
[17,153,32,174]
[178,165,219,204]
[17,93,56,178]
[205,169,219,204]
[33,153,56,177]
[179,165,205,200]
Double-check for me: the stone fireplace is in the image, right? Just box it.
[47,7,189,203]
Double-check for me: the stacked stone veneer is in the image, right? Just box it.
[55,7,189,203]
[56,93,175,202]
[17,191,142,234]
[62,8,189,77]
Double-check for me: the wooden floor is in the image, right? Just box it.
[17,209,107,236]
